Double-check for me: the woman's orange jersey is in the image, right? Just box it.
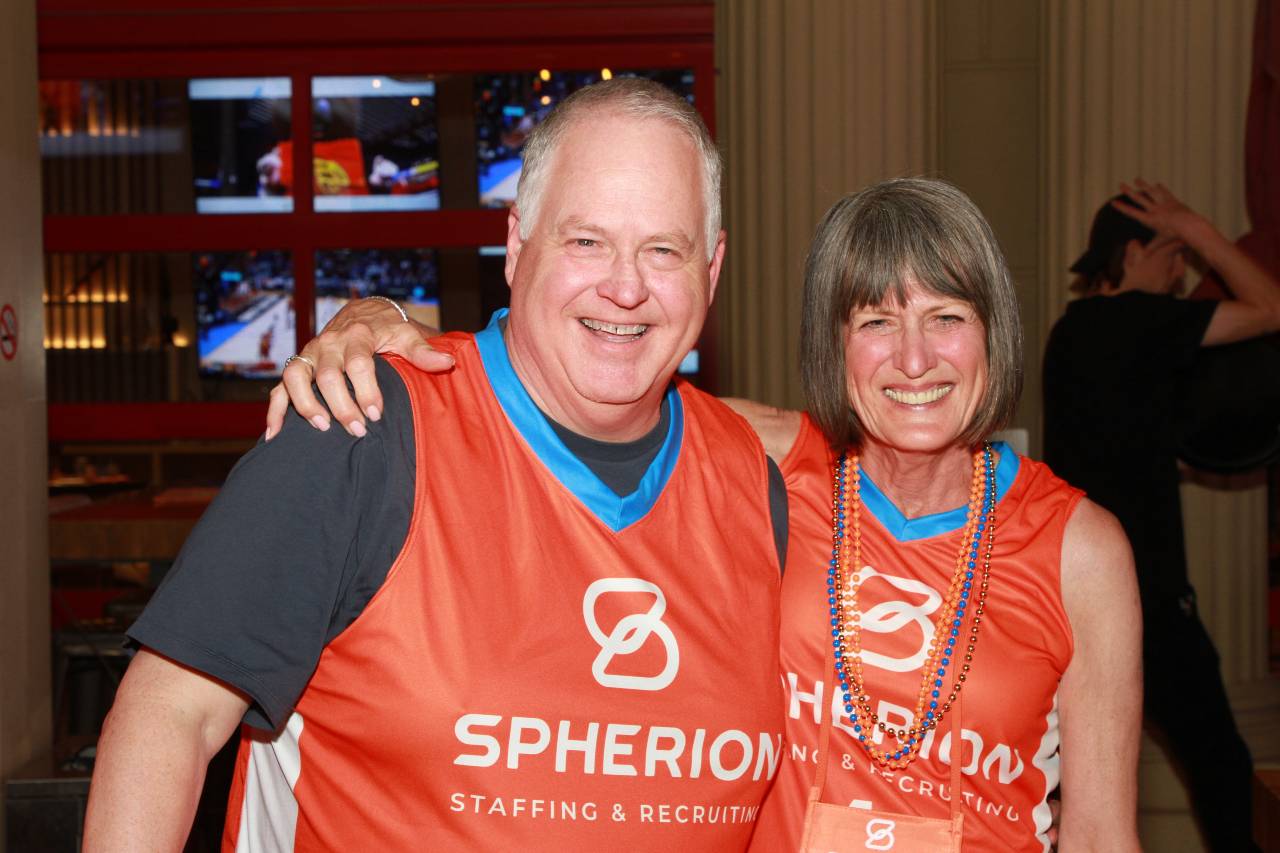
[751,415,1081,852]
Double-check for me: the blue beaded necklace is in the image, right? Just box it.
[827,443,997,770]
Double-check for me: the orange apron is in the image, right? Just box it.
[799,629,963,852]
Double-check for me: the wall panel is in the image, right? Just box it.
[715,0,936,408]
[0,0,53,847]
[1043,3,1272,849]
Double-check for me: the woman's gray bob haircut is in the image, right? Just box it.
[800,177,1023,451]
[514,77,722,259]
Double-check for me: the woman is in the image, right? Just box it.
[270,178,1141,850]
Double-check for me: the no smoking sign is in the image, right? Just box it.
[0,304,16,361]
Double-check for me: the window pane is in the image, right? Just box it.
[38,78,293,216]
[311,76,440,212]
[316,249,440,329]
[475,69,695,208]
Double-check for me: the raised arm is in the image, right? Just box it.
[1055,497,1143,851]
[84,650,249,851]
[265,297,452,440]
[1114,179,1280,345]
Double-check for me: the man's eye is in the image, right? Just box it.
[575,239,597,248]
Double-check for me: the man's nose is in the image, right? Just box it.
[598,252,649,308]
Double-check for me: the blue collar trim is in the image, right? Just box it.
[858,442,1019,542]
[474,309,684,532]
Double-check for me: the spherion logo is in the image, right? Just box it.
[864,817,896,849]
[582,578,679,691]
[857,564,941,672]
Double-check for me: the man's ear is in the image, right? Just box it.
[1122,238,1145,271]
[706,229,727,306]
[504,207,524,286]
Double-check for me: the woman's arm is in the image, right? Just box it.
[267,299,807,461]
[1056,497,1143,850]
[265,298,452,439]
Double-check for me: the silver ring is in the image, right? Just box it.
[284,354,316,371]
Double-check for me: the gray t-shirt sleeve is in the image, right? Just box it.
[127,358,416,730]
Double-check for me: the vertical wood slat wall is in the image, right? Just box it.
[937,0,1043,452]
[1043,0,1253,322]
[40,79,187,217]
[40,79,190,402]
[714,0,936,410]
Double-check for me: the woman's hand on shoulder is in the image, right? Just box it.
[719,398,804,462]
[264,298,454,440]
[1056,498,1143,851]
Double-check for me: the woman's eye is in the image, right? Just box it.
[935,312,975,327]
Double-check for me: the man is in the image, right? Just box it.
[1043,179,1280,853]
[85,79,788,851]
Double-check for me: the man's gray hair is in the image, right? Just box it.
[514,77,722,259]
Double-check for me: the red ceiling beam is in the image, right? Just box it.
[39,0,704,12]
[38,4,713,53]
[39,42,708,80]
[43,210,511,253]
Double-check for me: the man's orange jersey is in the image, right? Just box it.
[751,415,1080,852]
[222,316,784,851]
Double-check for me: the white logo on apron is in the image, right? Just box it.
[864,818,896,849]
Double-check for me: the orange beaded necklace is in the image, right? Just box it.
[828,443,996,770]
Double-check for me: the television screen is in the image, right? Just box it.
[189,78,293,214]
[195,251,295,378]
[316,249,441,332]
[475,69,695,208]
[311,77,440,212]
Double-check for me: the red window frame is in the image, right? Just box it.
[39,0,715,441]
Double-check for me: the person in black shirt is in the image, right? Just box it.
[1043,179,1280,852]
